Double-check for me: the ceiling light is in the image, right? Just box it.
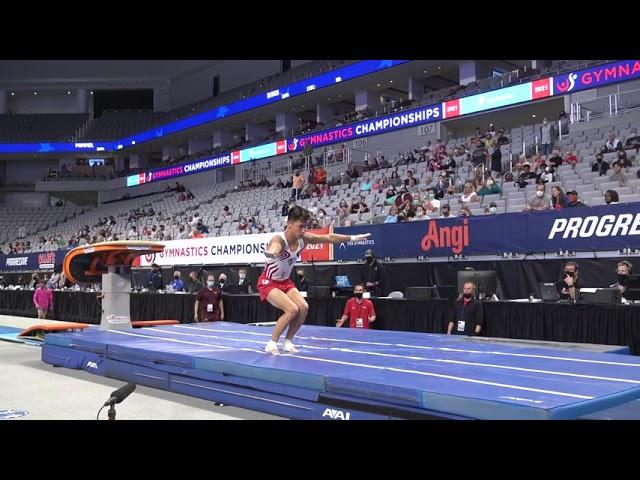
[33,91,38,95]
[67,91,71,95]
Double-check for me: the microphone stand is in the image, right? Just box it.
[107,400,117,420]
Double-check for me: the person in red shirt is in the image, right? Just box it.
[336,284,377,329]
[194,274,224,322]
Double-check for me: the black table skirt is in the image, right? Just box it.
[2,290,639,354]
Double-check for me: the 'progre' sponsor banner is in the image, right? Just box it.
[334,204,640,259]
[0,251,66,272]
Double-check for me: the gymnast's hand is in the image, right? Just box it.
[351,233,371,241]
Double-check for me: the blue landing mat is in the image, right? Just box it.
[43,322,640,419]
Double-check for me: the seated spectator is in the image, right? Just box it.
[564,149,578,167]
[592,153,610,176]
[384,205,399,223]
[319,182,332,197]
[548,150,563,168]
[476,177,501,196]
[532,153,546,172]
[604,189,619,205]
[603,131,623,152]
[566,190,586,207]
[371,174,386,192]
[348,164,360,179]
[459,183,478,204]
[412,206,428,221]
[459,205,473,217]
[525,183,550,211]
[609,162,628,186]
[615,150,632,169]
[422,188,441,213]
[624,128,640,150]
[387,170,402,187]
[551,186,569,210]
[484,201,499,215]
[536,164,554,183]
[359,176,372,192]
[350,195,369,214]
[238,217,249,231]
[378,155,389,168]
[257,176,271,187]
[314,166,327,184]
[274,177,285,189]
[440,204,456,219]
[515,163,537,188]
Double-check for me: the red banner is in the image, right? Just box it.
[301,227,332,261]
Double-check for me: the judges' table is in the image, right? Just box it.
[1,290,639,354]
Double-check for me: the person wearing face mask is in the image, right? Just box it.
[170,271,185,292]
[147,263,163,291]
[217,273,228,292]
[555,261,581,301]
[610,261,632,295]
[336,284,376,329]
[194,274,224,323]
[293,269,310,292]
[447,282,483,336]
[484,202,499,215]
[591,153,610,176]
[525,183,550,211]
[536,163,554,183]
[363,249,382,296]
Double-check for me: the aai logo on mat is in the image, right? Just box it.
[0,409,29,419]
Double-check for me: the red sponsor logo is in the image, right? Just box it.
[276,140,286,155]
[531,78,552,99]
[421,219,469,254]
[38,252,56,265]
[231,151,241,164]
[301,227,331,261]
[444,99,460,118]
[138,173,146,184]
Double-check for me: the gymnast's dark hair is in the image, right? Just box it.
[287,206,311,223]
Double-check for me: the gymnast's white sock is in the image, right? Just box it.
[283,339,298,353]
[265,340,279,354]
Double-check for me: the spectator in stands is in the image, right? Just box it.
[624,128,640,151]
[33,280,53,319]
[604,189,619,205]
[384,205,399,223]
[515,163,537,188]
[350,195,369,214]
[336,283,376,329]
[127,225,138,240]
[274,177,285,189]
[484,201,499,215]
[566,190,586,207]
[194,274,223,323]
[189,228,204,239]
[147,263,163,291]
[187,272,203,294]
[536,164,555,184]
[610,261,632,295]
[291,171,305,199]
[314,165,327,184]
[359,176,372,192]
[440,204,455,219]
[525,183,550,211]
[284,176,293,189]
[186,190,194,200]
[257,175,271,187]
[540,117,555,157]
[379,155,389,169]
[170,271,185,292]
[488,145,502,177]
[422,188,441,213]
[564,149,578,167]
[471,142,487,168]
[592,153,610,176]
[616,150,632,169]
[459,205,473,217]
[348,164,360,179]
[459,183,478,205]
[609,162,628,186]
[176,225,188,239]
[551,186,569,210]
[196,219,209,234]
[477,177,501,196]
[603,131,623,152]
[556,261,581,301]
[317,208,331,228]
[447,281,483,336]
[548,150,563,168]
[412,206,428,221]
[387,170,401,188]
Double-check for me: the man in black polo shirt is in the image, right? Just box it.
[555,261,580,301]
[447,282,483,336]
